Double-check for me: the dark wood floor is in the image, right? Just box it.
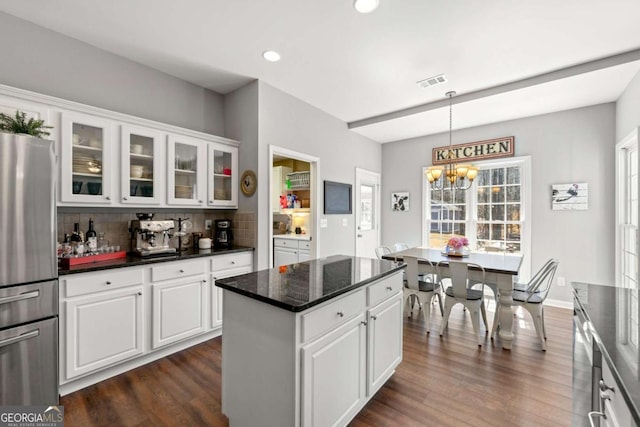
[61,303,574,426]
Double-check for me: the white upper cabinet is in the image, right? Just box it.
[208,143,238,208]
[166,134,206,206]
[60,111,113,204]
[120,124,164,205]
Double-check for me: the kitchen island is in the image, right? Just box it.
[215,255,405,427]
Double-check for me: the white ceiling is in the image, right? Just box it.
[2,0,640,143]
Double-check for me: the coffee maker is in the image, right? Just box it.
[130,219,177,256]
[214,219,233,249]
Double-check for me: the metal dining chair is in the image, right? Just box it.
[393,242,409,252]
[375,246,392,260]
[404,256,443,333]
[511,259,559,351]
[438,260,489,346]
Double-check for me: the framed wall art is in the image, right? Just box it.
[392,192,409,212]
[551,182,588,210]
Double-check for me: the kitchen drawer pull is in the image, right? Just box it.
[179,269,185,273]
[371,315,378,320]
[231,261,235,264]
[386,286,393,291]
[588,411,606,427]
[336,311,344,317]
[106,196,111,200]
[361,321,368,326]
[123,196,129,200]
[0,290,39,305]
[599,379,615,394]
[0,329,40,348]
[105,281,112,285]
[137,292,142,296]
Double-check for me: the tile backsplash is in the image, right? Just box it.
[57,208,256,251]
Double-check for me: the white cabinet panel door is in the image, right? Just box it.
[367,293,403,395]
[301,314,367,427]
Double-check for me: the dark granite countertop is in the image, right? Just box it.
[58,246,254,275]
[215,255,405,312]
[572,282,640,424]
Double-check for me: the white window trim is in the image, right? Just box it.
[422,155,532,280]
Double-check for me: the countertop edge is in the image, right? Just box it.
[572,284,640,425]
[216,263,406,312]
[58,246,255,275]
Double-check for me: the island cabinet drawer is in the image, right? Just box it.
[211,252,253,271]
[301,289,366,343]
[151,259,206,282]
[64,268,144,297]
[368,273,403,306]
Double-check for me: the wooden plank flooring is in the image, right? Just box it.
[60,303,574,426]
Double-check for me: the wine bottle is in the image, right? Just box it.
[86,218,98,252]
[70,223,82,243]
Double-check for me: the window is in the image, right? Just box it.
[423,156,531,277]
[616,130,639,359]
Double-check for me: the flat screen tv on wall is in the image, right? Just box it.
[324,180,352,214]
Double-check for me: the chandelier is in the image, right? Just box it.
[425,91,478,190]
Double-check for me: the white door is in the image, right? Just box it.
[355,168,381,258]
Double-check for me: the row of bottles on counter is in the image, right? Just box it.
[58,218,119,257]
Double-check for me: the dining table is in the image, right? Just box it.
[383,246,524,350]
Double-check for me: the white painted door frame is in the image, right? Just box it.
[269,145,320,267]
[355,168,381,259]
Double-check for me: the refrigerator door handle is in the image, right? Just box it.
[0,329,40,348]
[0,290,40,305]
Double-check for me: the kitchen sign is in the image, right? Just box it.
[432,136,514,165]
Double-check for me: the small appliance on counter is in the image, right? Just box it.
[130,216,177,257]
[214,219,233,249]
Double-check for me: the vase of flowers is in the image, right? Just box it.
[446,236,470,257]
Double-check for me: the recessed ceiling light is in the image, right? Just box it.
[262,50,281,62]
[353,0,379,13]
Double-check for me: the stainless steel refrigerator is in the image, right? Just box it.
[0,132,58,405]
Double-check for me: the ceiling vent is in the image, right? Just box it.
[417,74,447,89]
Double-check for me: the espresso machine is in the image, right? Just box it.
[130,219,177,256]
[214,219,233,249]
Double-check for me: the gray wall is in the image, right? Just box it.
[256,82,381,269]
[225,80,259,214]
[381,103,616,304]
[617,70,640,142]
[0,12,225,135]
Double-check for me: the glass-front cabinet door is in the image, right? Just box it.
[60,111,112,204]
[167,135,205,206]
[121,125,163,205]
[208,143,238,208]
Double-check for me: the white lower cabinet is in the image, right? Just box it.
[274,237,312,266]
[367,295,403,394]
[59,251,253,392]
[152,277,207,349]
[64,285,144,380]
[301,314,367,427]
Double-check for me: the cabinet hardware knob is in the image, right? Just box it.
[179,269,185,273]
[198,200,203,203]
[361,321,368,326]
[106,281,112,285]
[337,311,344,317]
[371,316,378,320]
[202,280,207,283]
[138,292,142,296]
[599,379,615,394]
[231,261,235,264]
[106,196,111,200]
[386,286,392,291]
